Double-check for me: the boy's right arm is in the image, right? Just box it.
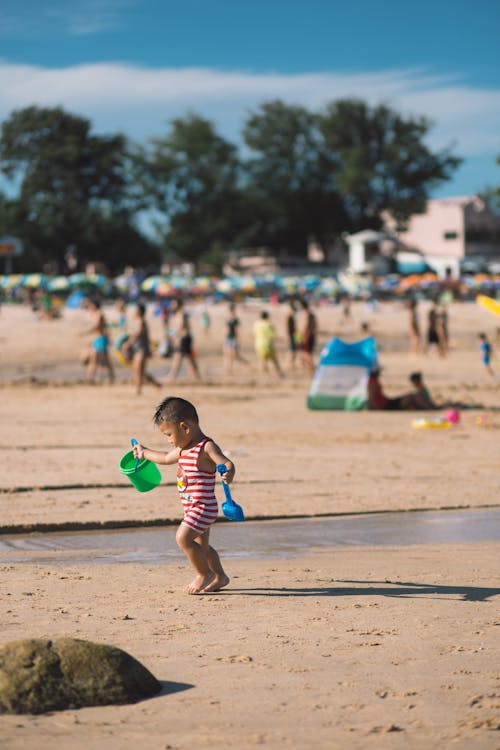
[133,443,179,465]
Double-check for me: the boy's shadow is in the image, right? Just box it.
[226,580,499,602]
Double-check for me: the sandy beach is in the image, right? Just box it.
[0,298,499,748]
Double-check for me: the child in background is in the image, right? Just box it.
[253,310,284,377]
[133,396,233,594]
[478,332,494,378]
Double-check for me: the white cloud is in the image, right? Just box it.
[0,61,499,161]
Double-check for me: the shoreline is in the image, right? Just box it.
[1,501,499,536]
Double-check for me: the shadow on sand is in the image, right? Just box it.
[225,580,499,602]
[156,680,194,697]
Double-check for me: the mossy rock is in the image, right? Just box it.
[0,638,161,714]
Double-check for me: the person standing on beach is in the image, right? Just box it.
[125,302,161,395]
[133,396,233,594]
[478,332,494,378]
[80,298,115,384]
[285,299,298,370]
[253,310,284,377]
[407,299,422,355]
[168,311,201,381]
[297,298,317,373]
[437,303,449,355]
[223,302,248,373]
[425,302,446,357]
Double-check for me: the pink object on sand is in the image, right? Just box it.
[445,409,460,425]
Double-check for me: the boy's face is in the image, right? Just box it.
[158,420,192,449]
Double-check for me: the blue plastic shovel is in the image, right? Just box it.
[217,464,245,522]
[131,438,139,473]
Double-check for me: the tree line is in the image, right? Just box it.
[0,100,463,273]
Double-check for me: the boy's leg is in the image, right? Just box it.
[175,523,215,594]
[199,529,230,593]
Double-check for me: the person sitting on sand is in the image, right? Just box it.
[367,366,431,411]
[132,396,233,594]
[408,371,438,410]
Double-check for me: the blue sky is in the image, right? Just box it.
[1,0,499,198]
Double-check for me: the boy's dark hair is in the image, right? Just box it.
[153,396,199,425]
[409,371,422,385]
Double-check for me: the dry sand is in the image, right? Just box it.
[0,298,499,749]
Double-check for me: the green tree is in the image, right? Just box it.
[140,114,246,269]
[317,99,462,231]
[0,106,157,271]
[242,100,348,256]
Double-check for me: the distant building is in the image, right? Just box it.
[384,195,500,277]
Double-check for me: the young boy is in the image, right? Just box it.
[478,332,494,377]
[133,396,234,594]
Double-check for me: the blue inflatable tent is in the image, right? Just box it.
[307,336,379,411]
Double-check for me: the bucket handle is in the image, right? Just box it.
[131,438,139,472]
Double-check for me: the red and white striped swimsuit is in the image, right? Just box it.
[177,437,218,534]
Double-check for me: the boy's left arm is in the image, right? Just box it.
[204,441,235,483]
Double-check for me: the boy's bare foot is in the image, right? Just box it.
[201,574,230,593]
[185,573,215,595]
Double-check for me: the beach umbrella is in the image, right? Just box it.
[85,273,110,289]
[302,275,321,292]
[113,272,135,293]
[236,275,257,293]
[318,277,340,296]
[190,276,215,295]
[141,275,166,293]
[169,275,189,291]
[156,281,178,297]
[2,274,24,290]
[280,276,300,294]
[22,273,48,289]
[216,278,235,294]
[68,272,89,288]
[47,275,71,292]
[0,274,13,290]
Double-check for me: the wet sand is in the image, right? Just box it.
[1,509,500,566]
[0,298,499,748]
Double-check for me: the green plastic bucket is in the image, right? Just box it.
[119,450,162,493]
